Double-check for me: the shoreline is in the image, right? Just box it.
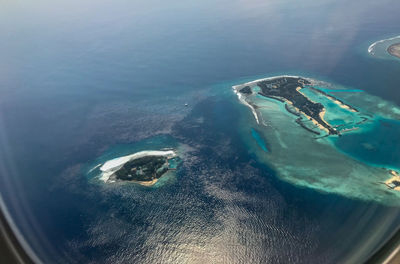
[233,75,400,203]
[233,76,336,134]
[332,98,358,112]
[284,96,329,134]
[308,86,358,113]
[293,87,331,133]
[233,75,370,136]
[303,110,330,134]
[232,75,310,125]
[232,87,260,124]
[384,170,400,191]
[232,75,305,90]
[368,35,400,54]
[99,150,177,183]
[133,178,158,186]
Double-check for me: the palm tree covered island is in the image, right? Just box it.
[99,150,179,186]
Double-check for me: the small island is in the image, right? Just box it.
[388,43,400,59]
[384,170,400,191]
[99,150,179,186]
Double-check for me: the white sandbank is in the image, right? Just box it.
[232,75,304,90]
[99,150,177,182]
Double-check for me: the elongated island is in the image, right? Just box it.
[233,76,359,137]
[99,150,179,186]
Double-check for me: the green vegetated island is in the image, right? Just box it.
[233,75,400,201]
[388,43,400,59]
[235,76,358,137]
[99,150,179,186]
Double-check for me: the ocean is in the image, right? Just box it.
[1,0,400,263]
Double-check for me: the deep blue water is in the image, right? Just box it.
[1,0,400,263]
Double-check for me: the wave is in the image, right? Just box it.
[368,35,400,54]
[88,163,102,174]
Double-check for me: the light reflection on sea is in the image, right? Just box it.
[0,0,400,263]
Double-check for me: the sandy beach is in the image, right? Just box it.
[305,112,330,133]
[232,75,305,90]
[289,87,330,133]
[232,76,318,127]
[308,86,358,113]
[232,85,260,124]
[296,87,318,104]
[284,98,329,133]
[384,170,400,191]
[99,150,177,183]
[332,98,357,112]
[100,150,176,173]
[319,108,327,123]
[133,178,158,186]
[234,77,338,134]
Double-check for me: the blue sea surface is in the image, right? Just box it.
[0,0,400,263]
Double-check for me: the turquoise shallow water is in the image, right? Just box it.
[235,76,400,204]
[85,134,181,188]
[321,89,364,93]
[333,118,400,169]
[301,86,365,130]
[1,0,400,263]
